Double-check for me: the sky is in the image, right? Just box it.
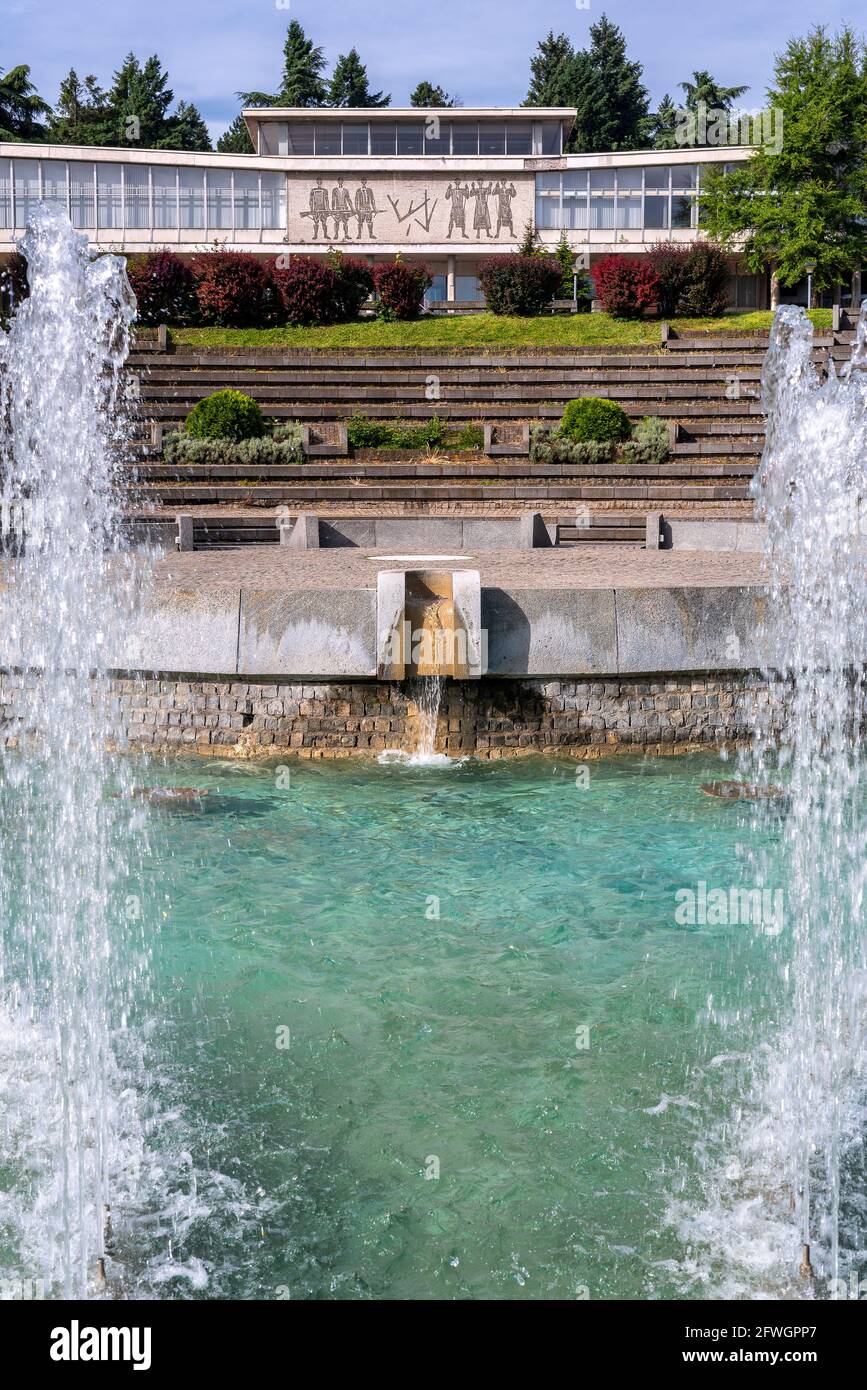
[2,0,860,142]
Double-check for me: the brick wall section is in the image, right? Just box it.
[0,672,790,759]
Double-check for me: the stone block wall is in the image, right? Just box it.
[0,671,791,759]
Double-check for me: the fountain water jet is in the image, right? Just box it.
[0,208,151,1297]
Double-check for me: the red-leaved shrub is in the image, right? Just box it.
[272,257,339,326]
[193,251,278,327]
[592,255,660,319]
[126,250,198,326]
[679,242,731,317]
[478,255,563,315]
[271,252,374,326]
[373,259,431,320]
[645,243,692,318]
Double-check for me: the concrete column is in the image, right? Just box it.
[447,255,456,303]
[176,514,194,552]
[852,267,862,310]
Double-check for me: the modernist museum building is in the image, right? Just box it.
[0,105,763,308]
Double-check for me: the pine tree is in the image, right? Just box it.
[647,93,678,149]
[570,15,650,152]
[0,64,50,142]
[106,53,174,146]
[278,20,327,106]
[518,219,540,255]
[217,112,255,154]
[158,100,212,152]
[679,71,749,114]
[328,49,389,107]
[48,69,113,145]
[410,81,456,108]
[524,32,575,107]
[553,230,575,296]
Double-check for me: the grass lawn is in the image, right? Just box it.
[167,309,833,351]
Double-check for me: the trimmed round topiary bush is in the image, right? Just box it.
[185,390,265,442]
[559,397,631,444]
[126,250,198,326]
[193,251,278,327]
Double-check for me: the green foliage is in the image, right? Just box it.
[454,424,485,451]
[347,414,446,450]
[700,25,867,292]
[622,415,670,465]
[0,64,50,141]
[164,422,303,467]
[529,426,613,465]
[279,20,328,106]
[328,49,389,107]
[410,82,456,108]
[525,18,649,152]
[559,397,631,443]
[216,113,255,154]
[46,53,211,150]
[518,219,541,256]
[185,390,265,442]
[678,70,749,115]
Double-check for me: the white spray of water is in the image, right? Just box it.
[673,305,867,1296]
[0,208,151,1297]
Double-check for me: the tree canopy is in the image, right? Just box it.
[328,49,390,107]
[410,82,457,109]
[700,26,867,293]
[524,16,650,152]
[0,64,51,142]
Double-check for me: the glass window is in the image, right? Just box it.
[0,163,12,228]
[644,165,671,190]
[478,123,506,156]
[455,274,481,301]
[370,122,397,155]
[97,163,123,229]
[152,166,178,229]
[41,161,68,210]
[13,159,40,226]
[179,167,205,229]
[125,165,150,228]
[590,169,615,191]
[562,192,588,230]
[261,171,286,230]
[563,171,588,195]
[616,194,642,229]
[451,123,479,155]
[69,162,96,228]
[616,168,643,191]
[286,123,315,156]
[314,123,341,157]
[506,122,532,155]
[536,172,561,193]
[342,123,369,156]
[234,169,260,230]
[643,194,669,230]
[672,164,698,190]
[259,123,287,157]
[590,196,615,230]
[425,274,447,303]
[424,117,450,155]
[207,169,233,229]
[672,194,695,229]
[538,122,562,155]
[397,123,424,155]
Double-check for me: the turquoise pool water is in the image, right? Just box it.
[3,751,861,1300]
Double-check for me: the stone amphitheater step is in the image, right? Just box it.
[135,482,752,504]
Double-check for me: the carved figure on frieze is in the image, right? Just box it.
[445,177,470,239]
[470,181,494,239]
[331,178,353,242]
[355,177,379,239]
[492,180,517,237]
[307,177,330,240]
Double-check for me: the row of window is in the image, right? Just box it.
[259,120,564,159]
[533,165,740,232]
[0,160,287,231]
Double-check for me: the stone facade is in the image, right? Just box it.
[0,672,790,759]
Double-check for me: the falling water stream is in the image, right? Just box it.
[0,208,150,1297]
